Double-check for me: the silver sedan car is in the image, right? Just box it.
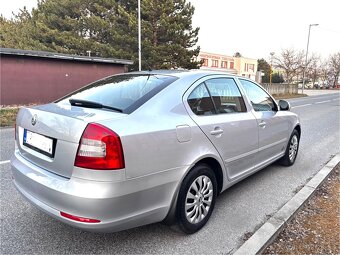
[11,71,300,234]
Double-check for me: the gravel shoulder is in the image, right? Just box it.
[264,163,340,254]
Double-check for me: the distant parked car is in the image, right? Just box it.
[323,82,330,89]
[11,71,301,234]
[305,82,313,89]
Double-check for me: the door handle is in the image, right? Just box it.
[259,121,266,128]
[210,128,224,136]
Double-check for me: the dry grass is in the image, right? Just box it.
[264,164,340,254]
[0,107,19,127]
[272,93,308,100]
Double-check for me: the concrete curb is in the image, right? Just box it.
[234,153,340,255]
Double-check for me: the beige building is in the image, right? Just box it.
[197,51,258,80]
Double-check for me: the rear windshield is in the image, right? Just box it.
[57,74,178,113]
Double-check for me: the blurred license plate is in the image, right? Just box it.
[23,129,54,157]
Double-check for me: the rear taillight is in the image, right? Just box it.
[74,123,125,170]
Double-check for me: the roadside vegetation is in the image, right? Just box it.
[0,107,19,127]
[258,50,340,89]
[272,93,307,100]
[0,0,201,70]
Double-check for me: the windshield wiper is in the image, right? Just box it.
[69,99,123,113]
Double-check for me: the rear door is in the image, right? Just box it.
[238,79,289,169]
[184,76,258,180]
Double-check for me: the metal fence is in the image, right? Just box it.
[261,83,298,95]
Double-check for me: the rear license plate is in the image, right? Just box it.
[23,129,55,157]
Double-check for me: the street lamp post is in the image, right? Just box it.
[138,0,141,71]
[302,23,319,94]
[269,52,275,85]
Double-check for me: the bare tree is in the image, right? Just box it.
[328,52,340,87]
[273,48,305,84]
[319,60,330,85]
[306,54,322,86]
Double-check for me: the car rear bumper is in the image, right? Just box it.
[11,150,185,232]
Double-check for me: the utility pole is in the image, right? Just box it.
[269,52,275,85]
[302,24,319,94]
[138,0,141,71]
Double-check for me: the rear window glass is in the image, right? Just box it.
[57,74,177,113]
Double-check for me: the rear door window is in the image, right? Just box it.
[187,78,247,115]
[205,78,247,113]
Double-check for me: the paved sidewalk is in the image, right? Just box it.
[234,153,340,255]
[264,163,339,254]
[302,89,340,96]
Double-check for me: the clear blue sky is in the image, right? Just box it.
[2,0,339,60]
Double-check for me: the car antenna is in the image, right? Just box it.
[138,47,152,72]
[143,59,153,71]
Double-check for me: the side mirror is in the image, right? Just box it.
[279,100,291,111]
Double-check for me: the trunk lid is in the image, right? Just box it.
[16,102,126,178]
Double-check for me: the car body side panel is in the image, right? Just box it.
[97,108,225,180]
[188,113,259,180]
[252,110,289,167]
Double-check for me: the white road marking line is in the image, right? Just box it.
[332,98,340,101]
[315,100,331,104]
[291,103,312,108]
[0,160,10,165]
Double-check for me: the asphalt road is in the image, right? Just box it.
[1,92,339,254]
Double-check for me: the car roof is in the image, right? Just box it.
[127,69,245,79]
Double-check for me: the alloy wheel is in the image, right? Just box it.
[185,175,213,224]
[289,135,298,162]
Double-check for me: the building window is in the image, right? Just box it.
[221,61,228,69]
[229,62,234,69]
[201,58,208,66]
[248,64,255,72]
[212,59,219,67]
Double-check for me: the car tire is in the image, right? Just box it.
[176,164,217,234]
[279,129,300,166]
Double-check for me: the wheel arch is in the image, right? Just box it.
[163,156,225,225]
[193,157,224,194]
[294,124,301,138]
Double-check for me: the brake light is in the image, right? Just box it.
[74,123,125,170]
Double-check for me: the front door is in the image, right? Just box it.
[238,79,289,169]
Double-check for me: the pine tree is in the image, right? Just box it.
[140,0,200,69]
[0,8,49,51]
[30,0,117,56]
[106,0,201,69]
[257,58,271,83]
[1,0,201,69]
